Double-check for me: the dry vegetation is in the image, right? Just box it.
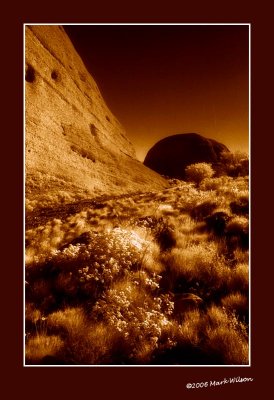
[25,160,249,365]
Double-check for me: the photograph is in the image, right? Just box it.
[24,23,250,366]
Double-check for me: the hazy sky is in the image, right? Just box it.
[65,24,249,161]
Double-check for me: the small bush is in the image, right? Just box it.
[155,223,176,251]
[219,151,249,177]
[160,241,230,296]
[230,196,249,215]
[190,200,218,221]
[229,263,249,294]
[221,292,249,322]
[134,216,176,251]
[25,334,64,364]
[58,321,127,365]
[205,211,230,236]
[91,280,174,363]
[226,216,249,250]
[185,163,214,186]
[226,216,249,234]
[153,306,248,365]
[206,306,248,362]
[47,307,87,336]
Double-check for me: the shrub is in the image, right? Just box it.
[228,263,249,294]
[46,307,87,336]
[205,306,248,364]
[65,322,129,365]
[57,320,127,365]
[160,241,230,296]
[226,216,249,250]
[226,216,249,234]
[185,163,214,186]
[230,195,249,215]
[190,200,218,221]
[155,222,176,251]
[221,292,249,322]
[205,211,230,236]
[134,216,176,251]
[25,334,64,364]
[218,151,249,177]
[152,306,248,365]
[91,280,174,363]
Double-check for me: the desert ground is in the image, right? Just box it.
[25,159,249,365]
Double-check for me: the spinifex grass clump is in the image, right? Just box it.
[25,171,249,365]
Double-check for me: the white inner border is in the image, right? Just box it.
[23,22,251,368]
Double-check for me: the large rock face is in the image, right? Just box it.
[25,25,167,209]
[144,133,229,179]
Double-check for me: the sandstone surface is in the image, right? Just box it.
[25,25,167,210]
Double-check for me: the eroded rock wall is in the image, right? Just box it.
[25,25,167,209]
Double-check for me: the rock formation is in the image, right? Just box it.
[144,133,229,179]
[25,25,167,210]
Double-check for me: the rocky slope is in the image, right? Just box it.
[25,25,167,210]
[144,133,229,179]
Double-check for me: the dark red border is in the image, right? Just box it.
[4,1,273,399]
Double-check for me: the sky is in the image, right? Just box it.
[64,24,249,161]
